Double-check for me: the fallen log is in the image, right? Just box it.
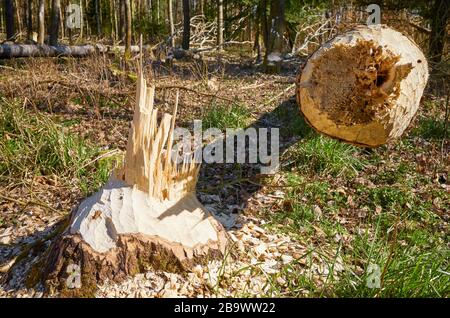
[297,25,429,147]
[0,43,143,59]
[41,68,228,296]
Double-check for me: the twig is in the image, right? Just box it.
[0,193,61,214]
[264,83,296,105]
[77,149,123,171]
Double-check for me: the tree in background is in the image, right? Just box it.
[264,0,286,73]
[38,0,45,44]
[3,0,14,41]
[217,0,224,49]
[124,0,131,56]
[182,0,190,50]
[26,0,33,41]
[168,0,175,47]
[49,0,61,45]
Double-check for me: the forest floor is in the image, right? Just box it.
[0,51,448,297]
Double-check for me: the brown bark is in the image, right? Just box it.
[124,0,132,56]
[43,228,226,297]
[168,0,175,47]
[95,0,102,37]
[181,0,190,50]
[217,0,224,50]
[26,0,32,40]
[38,0,45,44]
[49,0,61,46]
[264,0,285,73]
[4,0,15,41]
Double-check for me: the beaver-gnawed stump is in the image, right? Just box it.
[42,71,228,297]
[297,25,429,147]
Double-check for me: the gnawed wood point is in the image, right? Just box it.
[42,68,228,296]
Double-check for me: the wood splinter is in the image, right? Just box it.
[41,68,228,296]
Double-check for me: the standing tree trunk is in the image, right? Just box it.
[168,0,175,47]
[217,0,223,50]
[181,0,190,50]
[264,0,285,73]
[4,0,15,41]
[429,0,450,64]
[13,0,21,38]
[49,0,61,46]
[95,0,102,37]
[26,0,32,40]
[38,0,45,44]
[119,0,124,41]
[124,0,132,56]
[156,0,160,23]
[260,0,268,52]
[254,1,262,62]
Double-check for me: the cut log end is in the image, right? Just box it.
[297,25,429,147]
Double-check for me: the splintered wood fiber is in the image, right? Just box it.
[310,40,412,126]
[297,25,428,147]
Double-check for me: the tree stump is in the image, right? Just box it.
[42,71,228,296]
[296,25,429,147]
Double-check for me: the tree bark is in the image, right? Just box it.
[168,0,175,47]
[264,0,285,73]
[260,0,268,52]
[217,0,224,50]
[124,0,132,56]
[49,0,61,46]
[118,0,124,41]
[297,25,429,147]
[95,0,102,37]
[26,0,32,40]
[4,0,15,41]
[38,0,45,44]
[0,43,143,58]
[181,0,190,50]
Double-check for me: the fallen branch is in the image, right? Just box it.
[0,193,61,214]
[0,44,146,59]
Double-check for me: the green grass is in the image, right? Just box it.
[332,226,449,297]
[286,134,365,177]
[0,98,119,195]
[202,102,250,130]
[412,117,448,140]
[272,104,312,138]
[258,149,449,297]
